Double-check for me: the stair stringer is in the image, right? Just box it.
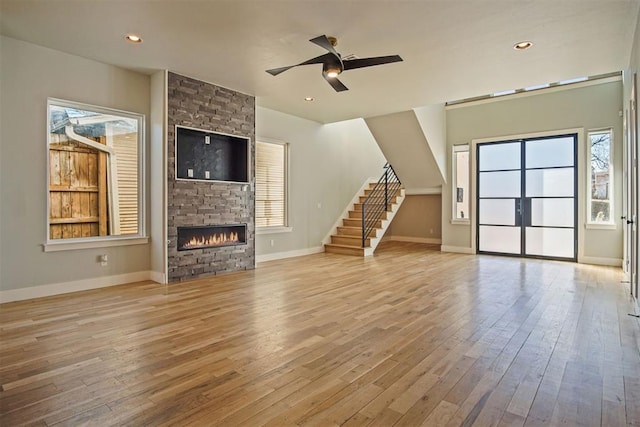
[364,188,405,256]
[322,177,378,248]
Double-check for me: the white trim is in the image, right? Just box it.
[149,271,167,284]
[452,144,470,221]
[445,75,621,110]
[580,256,623,267]
[451,219,471,225]
[585,223,617,230]
[47,98,147,245]
[43,236,149,252]
[256,246,324,263]
[440,245,475,254]
[0,271,157,303]
[255,138,290,229]
[322,177,377,246]
[404,187,442,195]
[256,226,293,235]
[388,236,442,244]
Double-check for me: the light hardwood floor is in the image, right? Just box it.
[1,241,639,426]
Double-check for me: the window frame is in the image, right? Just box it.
[451,144,470,224]
[44,98,147,252]
[255,139,291,234]
[586,128,615,229]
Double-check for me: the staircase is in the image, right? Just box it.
[325,164,405,256]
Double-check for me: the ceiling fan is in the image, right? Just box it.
[266,35,403,92]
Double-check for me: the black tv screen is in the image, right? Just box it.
[175,126,249,183]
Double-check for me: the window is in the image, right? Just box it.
[47,98,144,244]
[588,129,613,224]
[453,144,470,221]
[256,140,288,229]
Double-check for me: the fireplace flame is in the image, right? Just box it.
[182,231,240,249]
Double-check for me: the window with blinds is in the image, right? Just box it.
[256,141,287,228]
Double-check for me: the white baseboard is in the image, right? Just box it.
[388,236,442,244]
[256,246,324,264]
[0,271,155,304]
[579,256,623,267]
[440,245,475,254]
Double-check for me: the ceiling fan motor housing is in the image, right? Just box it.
[323,55,344,78]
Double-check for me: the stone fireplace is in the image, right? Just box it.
[167,72,255,282]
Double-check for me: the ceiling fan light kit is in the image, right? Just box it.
[266,34,403,92]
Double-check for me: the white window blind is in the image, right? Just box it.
[256,141,287,228]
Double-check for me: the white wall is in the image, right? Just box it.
[149,71,167,283]
[443,80,624,262]
[0,36,152,297]
[255,107,386,258]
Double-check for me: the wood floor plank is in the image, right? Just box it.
[0,242,638,426]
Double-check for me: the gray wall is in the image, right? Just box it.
[444,80,624,261]
[255,107,386,256]
[0,36,151,292]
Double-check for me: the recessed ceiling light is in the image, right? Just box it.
[125,34,143,43]
[304,97,314,102]
[513,41,533,50]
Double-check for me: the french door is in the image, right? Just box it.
[477,135,577,261]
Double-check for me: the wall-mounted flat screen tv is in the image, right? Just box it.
[175,126,249,183]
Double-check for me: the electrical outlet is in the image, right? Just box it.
[270,239,274,247]
[430,228,434,235]
[100,254,108,266]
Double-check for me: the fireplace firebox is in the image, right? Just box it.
[177,224,247,251]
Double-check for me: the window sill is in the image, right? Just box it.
[451,219,471,225]
[43,236,149,252]
[256,226,293,235]
[585,223,616,230]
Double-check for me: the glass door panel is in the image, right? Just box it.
[479,171,521,198]
[526,137,574,168]
[479,226,521,254]
[478,142,521,171]
[525,168,574,197]
[525,228,574,258]
[530,198,574,227]
[479,199,516,225]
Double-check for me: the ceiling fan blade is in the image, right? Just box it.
[309,35,340,58]
[323,75,348,92]
[343,55,403,71]
[266,65,295,76]
[266,53,333,76]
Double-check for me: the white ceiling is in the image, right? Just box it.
[1,0,639,123]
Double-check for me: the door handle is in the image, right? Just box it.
[628,220,635,224]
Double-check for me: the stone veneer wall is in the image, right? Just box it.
[167,72,255,282]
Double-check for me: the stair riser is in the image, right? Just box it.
[325,245,365,256]
[337,227,364,236]
[353,203,390,212]
[349,211,388,220]
[331,236,370,246]
[342,218,382,228]
[359,195,401,204]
